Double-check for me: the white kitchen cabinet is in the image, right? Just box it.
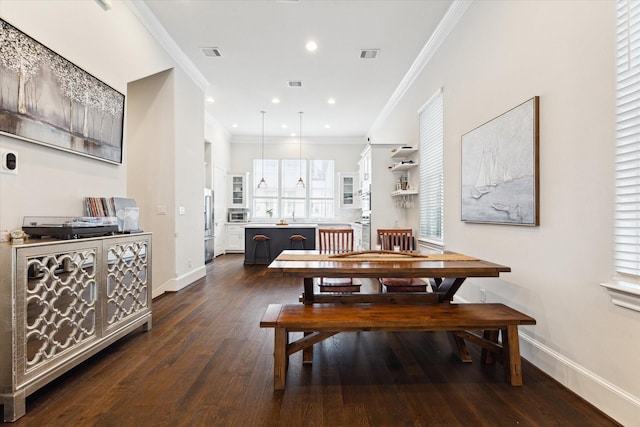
[228,173,249,208]
[225,224,245,253]
[338,173,358,208]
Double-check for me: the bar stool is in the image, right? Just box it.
[251,234,272,264]
[289,234,306,250]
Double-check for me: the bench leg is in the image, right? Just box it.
[481,330,499,365]
[302,332,313,364]
[501,326,523,386]
[447,331,472,363]
[274,328,288,390]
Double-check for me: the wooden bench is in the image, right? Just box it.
[260,303,536,390]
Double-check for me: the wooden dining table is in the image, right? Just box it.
[268,249,511,304]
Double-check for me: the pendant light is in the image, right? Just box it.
[257,111,267,188]
[296,111,305,189]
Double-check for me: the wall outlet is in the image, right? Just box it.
[1,149,18,175]
[479,288,487,303]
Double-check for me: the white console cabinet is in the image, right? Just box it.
[0,233,152,422]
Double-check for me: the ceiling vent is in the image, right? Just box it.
[200,47,222,57]
[360,49,380,59]
[287,81,303,88]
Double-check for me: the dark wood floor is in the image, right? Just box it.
[3,254,619,426]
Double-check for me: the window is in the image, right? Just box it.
[418,88,444,245]
[282,159,307,219]
[614,0,640,279]
[309,160,335,218]
[253,159,279,217]
[603,0,640,311]
[252,159,335,220]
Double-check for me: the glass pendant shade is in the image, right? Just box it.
[296,111,305,188]
[258,111,267,188]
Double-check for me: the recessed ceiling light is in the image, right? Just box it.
[206,97,215,103]
[305,41,318,52]
[272,98,280,104]
[232,123,238,128]
[324,124,331,129]
[290,132,296,137]
[328,98,336,105]
[281,124,288,129]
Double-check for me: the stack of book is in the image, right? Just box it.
[85,197,140,232]
[85,197,116,217]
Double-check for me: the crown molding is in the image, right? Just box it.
[123,0,209,92]
[368,0,472,135]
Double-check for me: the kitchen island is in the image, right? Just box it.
[244,224,317,264]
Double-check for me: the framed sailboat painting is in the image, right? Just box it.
[461,96,539,226]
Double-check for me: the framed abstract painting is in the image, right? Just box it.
[461,96,539,226]
[0,19,124,164]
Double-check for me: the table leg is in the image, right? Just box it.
[501,326,523,386]
[303,277,314,303]
[274,328,287,390]
[437,277,467,302]
[302,277,315,363]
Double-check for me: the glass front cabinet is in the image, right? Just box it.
[228,173,249,208]
[338,172,359,208]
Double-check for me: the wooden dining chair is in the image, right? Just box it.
[376,228,428,293]
[317,228,361,292]
[377,228,415,251]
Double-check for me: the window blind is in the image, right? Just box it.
[615,0,640,277]
[419,88,444,244]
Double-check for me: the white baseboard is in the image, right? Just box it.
[518,333,638,426]
[152,265,206,298]
[453,295,638,426]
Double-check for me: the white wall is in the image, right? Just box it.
[371,1,636,424]
[173,67,206,284]
[0,0,174,231]
[205,112,232,176]
[127,69,177,296]
[0,1,207,297]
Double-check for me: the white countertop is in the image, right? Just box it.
[243,223,319,228]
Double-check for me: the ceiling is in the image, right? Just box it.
[140,0,453,139]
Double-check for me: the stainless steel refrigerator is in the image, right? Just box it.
[204,189,215,262]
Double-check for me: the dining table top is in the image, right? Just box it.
[267,249,511,279]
